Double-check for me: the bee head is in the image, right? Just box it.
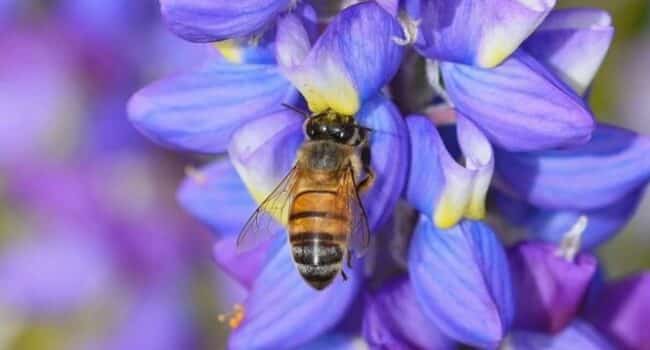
[304,111,367,146]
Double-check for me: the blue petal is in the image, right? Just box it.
[214,35,277,65]
[229,241,361,349]
[441,49,595,151]
[496,190,643,251]
[177,160,256,237]
[405,114,494,228]
[363,277,455,349]
[275,12,312,69]
[128,62,293,154]
[408,0,555,67]
[508,319,615,349]
[355,95,408,230]
[280,2,404,115]
[523,8,614,95]
[409,216,514,349]
[495,123,650,209]
[160,0,290,42]
[228,109,304,205]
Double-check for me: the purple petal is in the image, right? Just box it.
[508,319,615,349]
[405,114,494,228]
[160,0,290,42]
[355,95,408,230]
[229,241,361,349]
[523,8,614,95]
[363,277,455,349]
[409,0,555,67]
[409,216,514,348]
[128,62,293,154]
[507,242,597,333]
[496,190,643,251]
[281,2,403,115]
[441,49,595,151]
[585,273,650,350]
[177,160,256,237]
[495,123,650,209]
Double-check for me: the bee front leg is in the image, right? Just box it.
[356,167,375,194]
[347,249,353,268]
[356,144,375,194]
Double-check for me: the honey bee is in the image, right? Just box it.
[236,107,374,290]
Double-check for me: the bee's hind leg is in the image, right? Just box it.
[341,269,348,281]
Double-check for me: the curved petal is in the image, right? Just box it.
[409,216,514,349]
[355,95,409,230]
[405,114,493,228]
[275,13,312,69]
[523,8,614,95]
[229,241,361,349]
[177,160,256,237]
[160,0,290,42]
[128,63,293,154]
[507,242,597,333]
[495,123,650,209]
[585,273,650,350]
[408,0,555,68]
[508,319,615,349]
[281,2,404,115]
[496,190,643,251]
[228,109,304,205]
[363,277,455,349]
[441,49,595,151]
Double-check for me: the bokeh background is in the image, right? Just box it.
[0,1,648,349]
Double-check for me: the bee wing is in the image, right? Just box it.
[236,167,299,252]
[342,165,371,258]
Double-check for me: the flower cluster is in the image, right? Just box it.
[129,1,650,349]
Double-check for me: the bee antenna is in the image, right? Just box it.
[357,125,374,133]
[282,103,310,118]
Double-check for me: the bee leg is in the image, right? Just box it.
[341,269,348,281]
[347,250,353,268]
[356,167,375,193]
[356,145,375,193]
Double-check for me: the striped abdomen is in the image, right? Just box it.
[289,190,350,290]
